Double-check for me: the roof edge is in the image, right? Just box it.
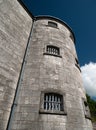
[17,0,34,18]
[17,1,75,44]
[35,15,76,44]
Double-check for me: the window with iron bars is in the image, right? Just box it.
[44,93,63,111]
[46,45,60,56]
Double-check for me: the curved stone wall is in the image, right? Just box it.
[9,16,93,130]
[0,0,32,129]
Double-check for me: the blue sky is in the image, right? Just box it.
[22,0,96,66]
[21,0,96,98]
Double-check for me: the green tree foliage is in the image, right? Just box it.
[86,94,96,122]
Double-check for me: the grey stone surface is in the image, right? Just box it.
[93,123,96,130]
[0,0,32,129]
[0,1,93,130]
[9,18,93,130]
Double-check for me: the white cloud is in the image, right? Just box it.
[81,62,96,97]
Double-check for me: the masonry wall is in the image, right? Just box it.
[93,123,96,130]
[9,17,93,130]
[0,0,32,129]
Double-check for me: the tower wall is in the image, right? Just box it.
[9,17,93,130]
[0,0,32,129]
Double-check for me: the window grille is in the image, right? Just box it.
[46,45,60,55]
[83,100,91,119]
[44,93,63,111]
[48,21,58,28]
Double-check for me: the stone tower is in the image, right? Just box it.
[0,0,93,130]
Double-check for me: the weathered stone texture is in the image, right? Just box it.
[9,18,93,130]
[93,123,96,130]
[0,0,93,129]
[0,0,32,129]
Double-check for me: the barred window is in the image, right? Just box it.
[46,45,60,55]
[82,99,91,119]
[48,21,58,28]
[44,93,63,111]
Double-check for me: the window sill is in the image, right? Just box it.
[85,115,92,120]
[39,109,67,115]
[46,25,59,29]
[43,53,62,58]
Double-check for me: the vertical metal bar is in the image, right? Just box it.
[53,48,56,54]
[58,97,60,111]
[55,49,57,55]
[52,94,54,110]
[47,46,49,52]
[46,95,48,110]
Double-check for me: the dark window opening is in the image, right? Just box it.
[75,58,79,64]
[84,101,88,107]
[75,64,81,72]
[75,58,81,72]
[70,33,74,42]
[83,100,91,120]
[46,45,60,55]
[44,93,63,111]
[39,92,67,115]
[48,21,58,28]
